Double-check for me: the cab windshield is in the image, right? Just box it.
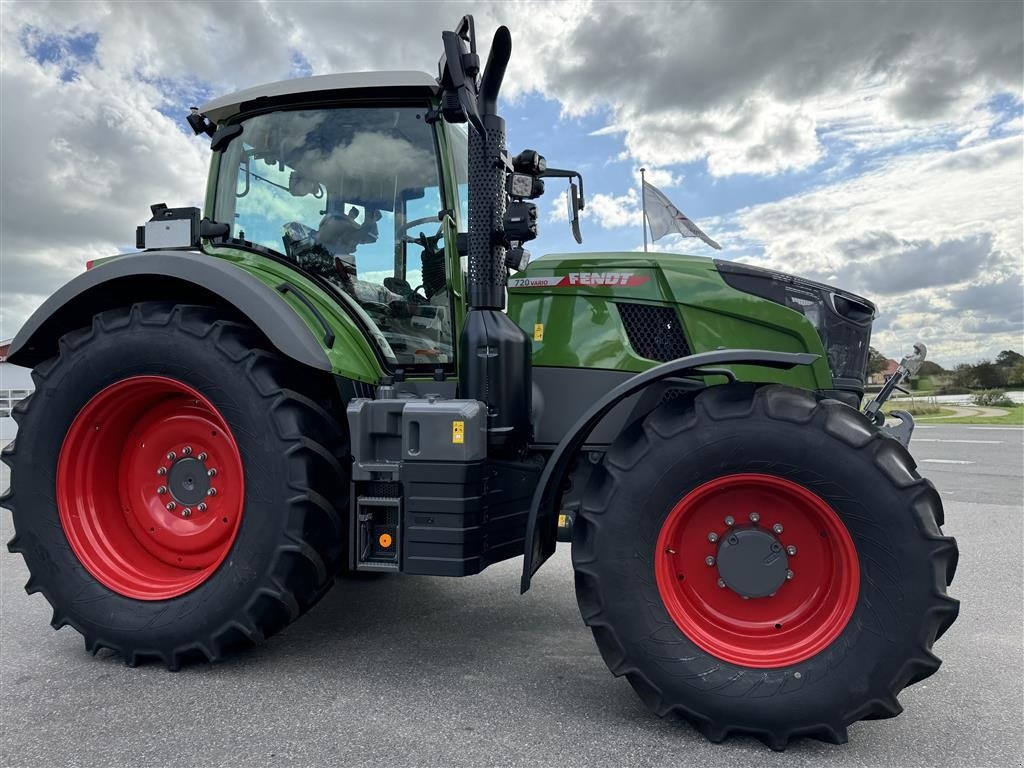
[213,106,452,367]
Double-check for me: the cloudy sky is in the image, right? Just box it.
[1,0,1021,367]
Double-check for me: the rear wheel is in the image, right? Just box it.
[572,383,959,749]
[2,303,348,668]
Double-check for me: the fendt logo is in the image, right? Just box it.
[508,272,650,289]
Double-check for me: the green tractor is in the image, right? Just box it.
[3,17,957,749]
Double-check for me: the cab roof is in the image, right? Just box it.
[199,71,439,123]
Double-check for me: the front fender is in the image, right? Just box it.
[520,349,819,592]
[8,250,330,371]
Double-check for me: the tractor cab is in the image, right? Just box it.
[199,73,469,370]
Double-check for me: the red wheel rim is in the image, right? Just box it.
[655,473,859,668]
[57,376,244,600]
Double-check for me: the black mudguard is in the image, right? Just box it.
[520,349,819,591]
[7,250,330,371]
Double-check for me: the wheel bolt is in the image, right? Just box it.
[749,512,760,523]
[724,516,735,526]
[786,545,797,556]
[166,501,176,511]
[198,452,208,461]
[707,532,718,543]
[705,556,715,566]
[207,487,217,496]
[167,451,176,461]
[157,467,167,476]
[197,503,207,512]
[182,446,192,455]
[772,523,784,534]
[717,578,726,588]
[207,468,217,478]
[786,569,794,580]
[181,508,192,518]
[157,486,167,495]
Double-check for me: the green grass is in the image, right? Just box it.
[915,405,1024,426]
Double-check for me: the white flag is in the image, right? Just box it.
[643,181,721,250]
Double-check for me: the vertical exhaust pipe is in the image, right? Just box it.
[466,26,511,310]
[459,25,532,451]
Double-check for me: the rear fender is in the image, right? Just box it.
[8,251,335,373]
[520,349,819,591]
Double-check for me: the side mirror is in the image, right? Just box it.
[568,181,583,244]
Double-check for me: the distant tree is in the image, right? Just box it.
[951,363,976,389]
[868,347,889,375]
[1009,361,1024,387]
[995,350,1024,368]
[918,361,945,376]
[971,360,1008,389]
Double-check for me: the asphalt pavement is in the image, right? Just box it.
[2,425,1022,768]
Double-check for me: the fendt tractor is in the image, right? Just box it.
[3,17,958,749]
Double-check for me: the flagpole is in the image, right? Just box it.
[640,167,648,252]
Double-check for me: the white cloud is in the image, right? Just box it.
[635,166,683,189]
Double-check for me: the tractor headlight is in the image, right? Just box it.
[714,260,877,389]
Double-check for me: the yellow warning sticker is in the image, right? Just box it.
[533,323,544,342]
[558,513,569,528]
[452,420,465,444]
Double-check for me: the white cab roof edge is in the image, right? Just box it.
[199,71,439,123]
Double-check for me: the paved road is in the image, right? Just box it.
[2,426,1022,768]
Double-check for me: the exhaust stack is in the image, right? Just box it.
[440,20,531,451]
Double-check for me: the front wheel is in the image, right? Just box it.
[3,303,348,668]
[572,383,959,749]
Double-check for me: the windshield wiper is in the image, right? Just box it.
[251,171,291,193]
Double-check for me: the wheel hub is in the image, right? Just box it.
[716,527,789,598]
[166,456,211,506]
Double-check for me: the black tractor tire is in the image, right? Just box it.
[2,303,348,668]
[572,383,959,749]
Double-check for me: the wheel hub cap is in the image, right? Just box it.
[166,457,211,506]
[716,527,789,598]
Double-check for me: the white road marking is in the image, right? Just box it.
[968,426,1024,431]
[920,459,974,465]
[913,439,1002,444]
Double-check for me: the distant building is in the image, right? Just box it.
[868,358,900,386]
[0,339,33,441]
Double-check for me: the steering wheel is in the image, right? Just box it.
[398,216,442,240]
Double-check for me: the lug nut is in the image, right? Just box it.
[198,452,208,461]
[724,515,735,526]
[717,578,726,588]
[182,446,192,455]
[749,512,760,523]
[786,569,794,580]
[705,556,715,567]
[157,467,167,476]
[181,508,192,518]
[772,523,784,534]
[157,486,167,495]
[207,468,217,478]
[197,503,207,512]
[166,501,176,511]
[786,545,797,556]
[167,451,176,461]
[207,487,217,496]
[707,532,719,543]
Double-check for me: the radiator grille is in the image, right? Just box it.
[617,303,690,362]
